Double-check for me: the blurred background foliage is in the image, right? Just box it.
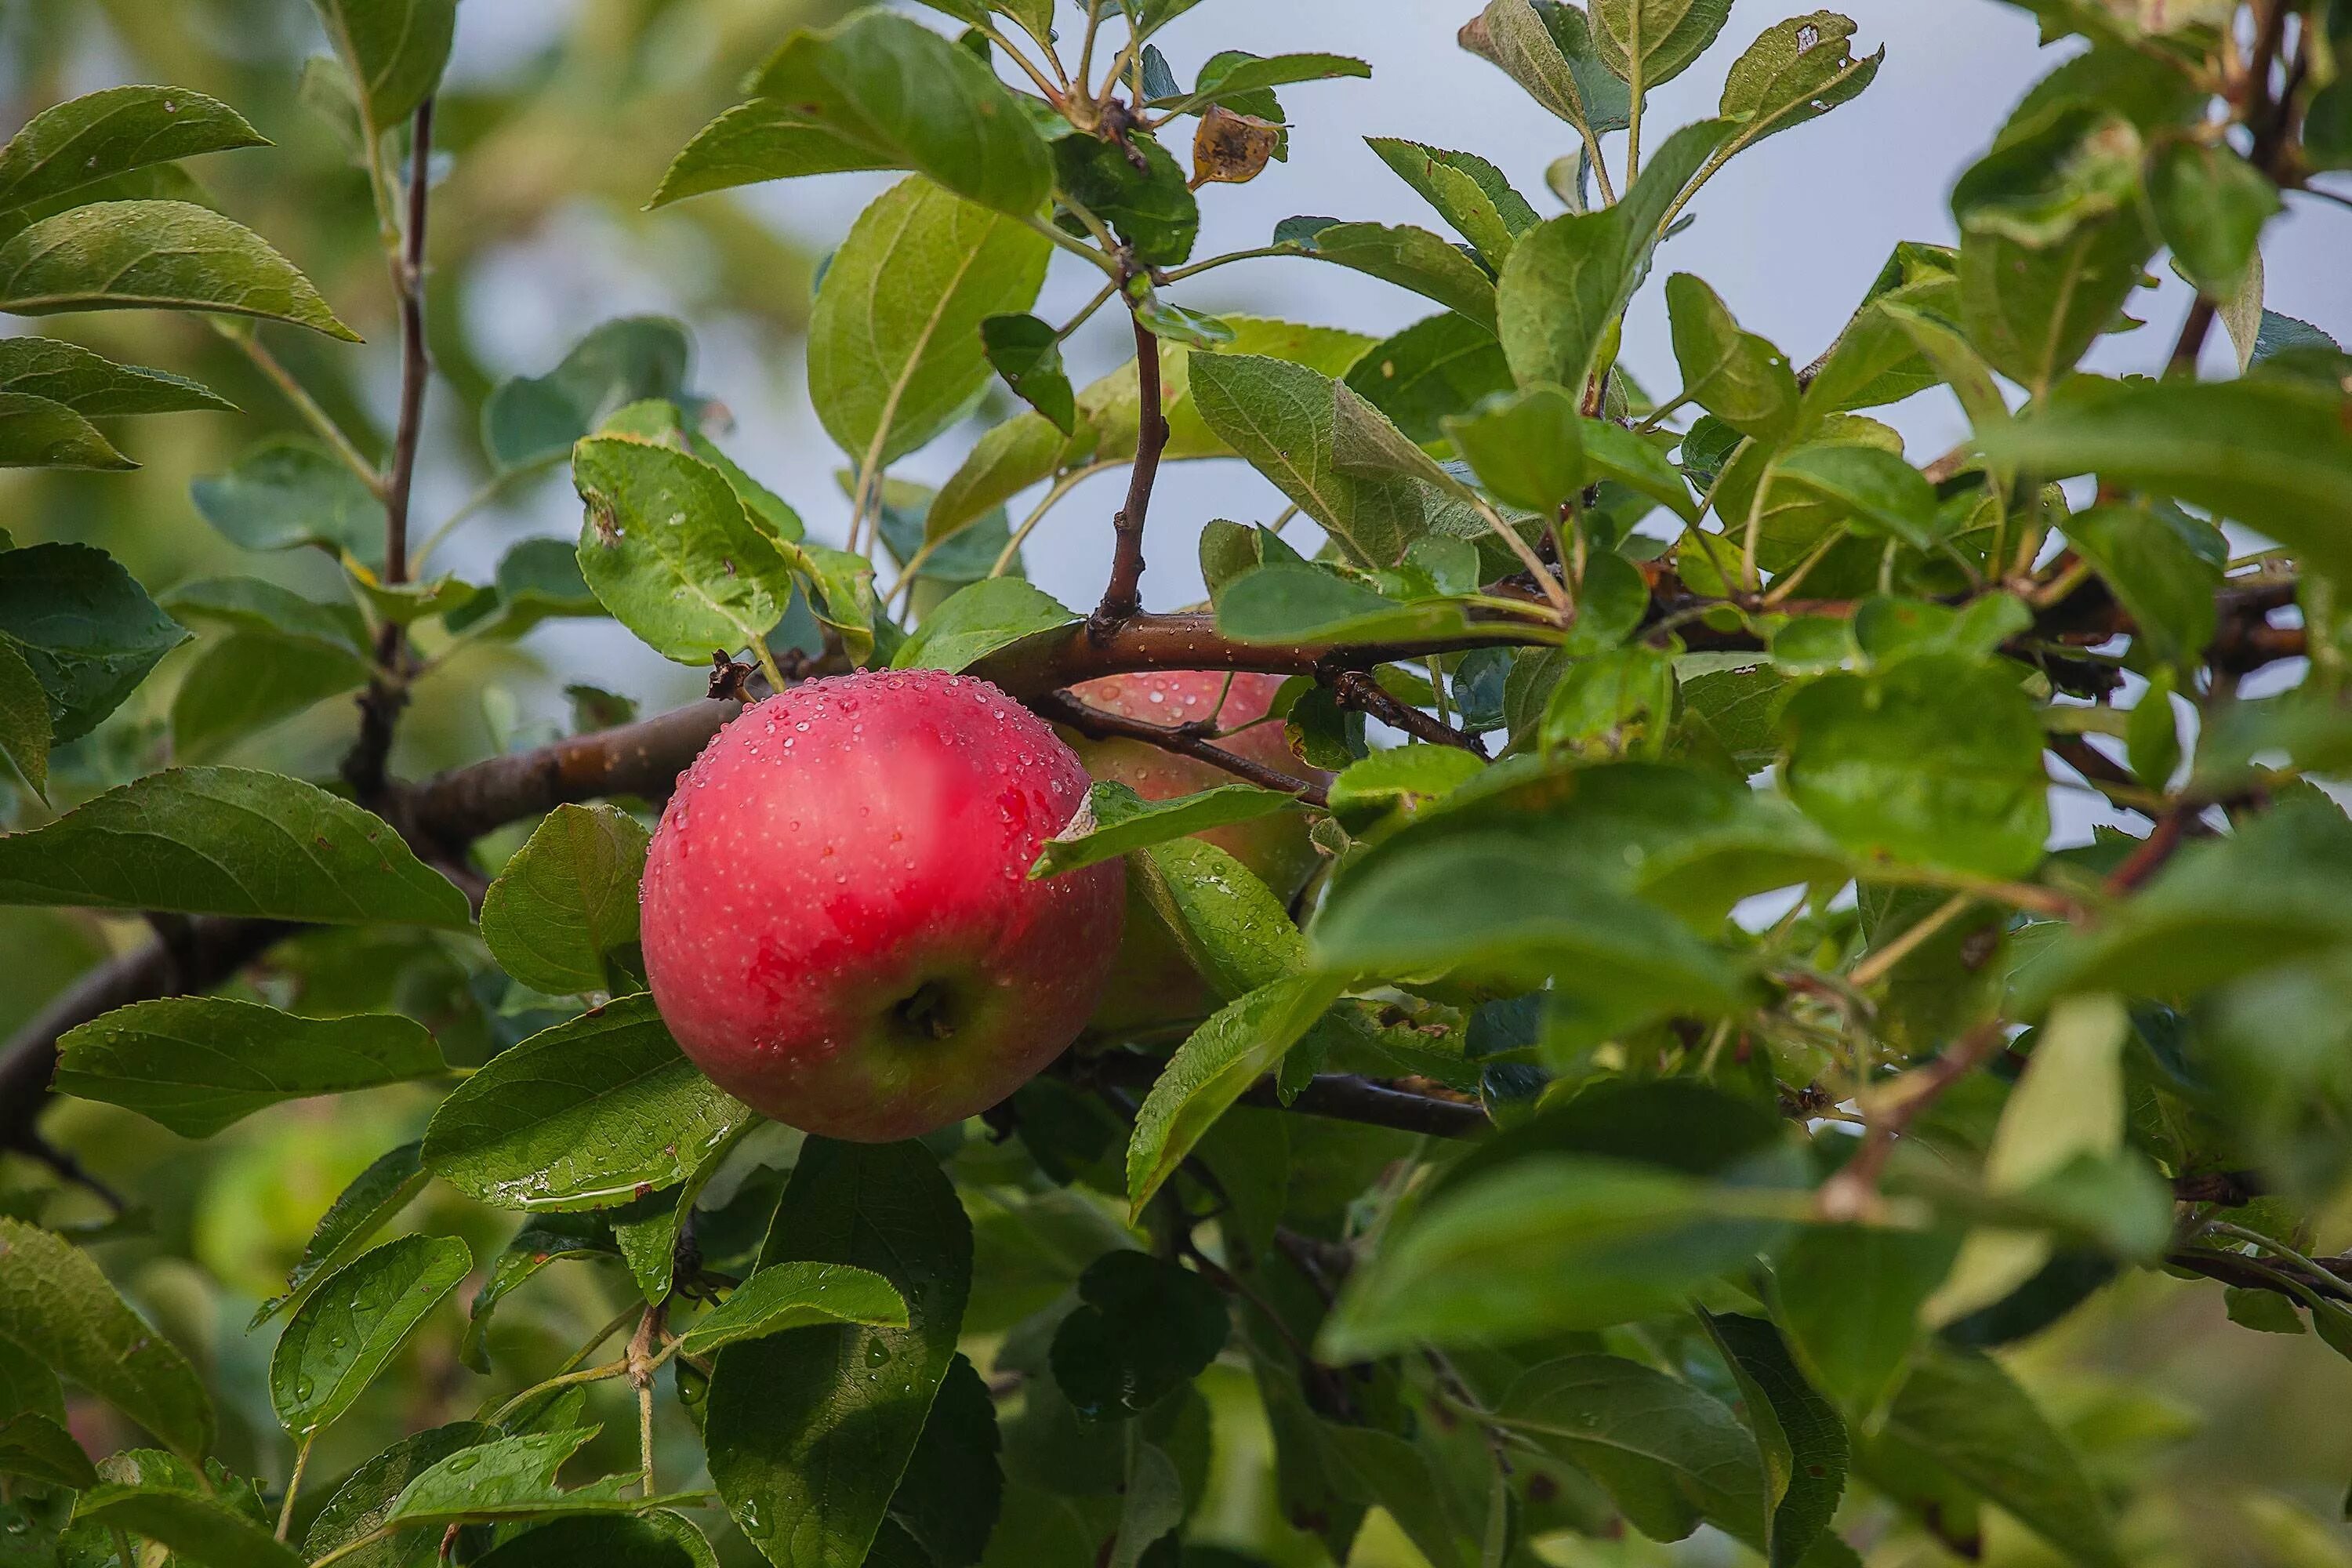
[1,3,2350,1566]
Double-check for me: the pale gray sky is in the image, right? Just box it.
[445,0,2348,724]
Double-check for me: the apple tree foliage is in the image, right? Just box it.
[2,0,2352,1565]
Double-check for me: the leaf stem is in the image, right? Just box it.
[217,324,384,499]
[414,459,554,574]
[1155,245,1294,285]
[276,1431,314,1541]
[1849,892,1973,989]
[988,461,1122,581]
[1023,213,1119,277]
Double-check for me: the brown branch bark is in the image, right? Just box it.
[1032,689,1331,808]
[1090,305,1164,637]
[1330,670,1481,752]
[346,98,438,806]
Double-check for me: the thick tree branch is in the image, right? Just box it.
[1090,303,1165,637]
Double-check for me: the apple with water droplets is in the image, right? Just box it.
[1061,670,1328,1032]
[639,670,1123,1142]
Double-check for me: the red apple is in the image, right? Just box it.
[1062,670,1328,1031]
[639,670,1123,1142]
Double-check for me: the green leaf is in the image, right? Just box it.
[1773,444,1939,552]
[1179,51,1370,108]
[1715,12,1884,158]
[0,541,187,745]
[1131,836,1306,1002]
[1581,417,1700,521]
[890,577,1074,673]
[573,434,794,663]
[1767,1224,1958,1418]
[652,99,893,209]
[303,1423,499,1567]
[192,437,382,558]
[0,1218,212,1461]
[980,314,1076,435]
[164,575,365,655]
[1666,274,1798,441]
[308,0,456,136]
[1461,0,1631,142]
[169,630,369,761]
[706,1139,971,1568]
[1443,383,1584,513]
[0,85,263,216]
[1280,220,1500,332]
[884,1352,1000,1568]
[481,804,651,997]
[1877,1346,2124,1568]
[462,1214,620,1374]
[271,1235,470,1436]
[0,1412,96,1490]
[1031,779,1301,879]
[1326,744,1487,826]
[483,318,692,474]
[1344,311,1515,446]
[477,1514,720,1568]
[1494,1353,1768,1548]
[1976,376,2352,586]
[1953,107,2155,396]
[925,411,1087,549]
[0,335,230,415]
[0,200,358,339]
[1591,0,1737,89]
[679,1261,909,1358]
[2145,136,2278,296]
[423,994,758,1211]
[54,997,445,1138]
[0,1338,64,1425]
[1189,354,1451,568]
[2062,503,2219,673]
[1053,131,1197,267]
[810,177,1051,470]
[1497,119,1732,395]
[0,639,49,797]
[1048,1251,1229,1421]
[1780,655,2048,880]
[746,11,1054,216]
[71,1484,303,1568]
[1367,138,1535,268]
[254,1141,428,1328]
[0,390,132,470]
[0,765,468,925]
[1322,1156,1797,1357]
[384,1426,703,1528]
[1700,1311,1846,1568]
[1124,973,1346,1217]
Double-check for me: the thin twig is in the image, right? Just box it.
[1330,670,1481,753]
[1817,1019,2009,1221]
[1032,690,1330,806]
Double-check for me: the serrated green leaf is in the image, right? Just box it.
[169,630,369,761]
[1031,779,1302,879]
[1773,444,1939,552]
[1443,383,1584,513]
[162,575,366,656]
[0,335,230,415]
[0,1218,212,1462]
[0,765,468,925]
[1177,51,1370,108]
[747,11,1053,216]
[384,1426,703,1527]
[1767,1224,1957,1418]
[1281,220,1500,332]
[303,1422,499,1567]
[475,1513,720,1568]
[0,540,187,745]
[1715,13,1883,157]
[0,1412,96,1490]
[255,1141,428,1329]
[2146,135,2278,296]
[481,804,651,997]
[1493,1353,1767,1548]
[884,1352,1000,1568]
[1666,274,1798,442]
[1053,131,1197,266]
[0,639,49,797]
[1125,973,1346,1217]
[192,437,382,559]
[0,199,357,338]
[1131,836,1306,1003]
[0,390,132,470]
[2062,503,2219,673]
[1592,0,1737,89]
[811,177,1050,471]
[71,1483,303,1568]
[55,997,445,1138]
[1049,1251,1229,1420]
[891,577,1073,673]
[308,0,456,135]
[679,1262,909,1357]
[1700,1311,1846,1568]
[1978,376,2352,586]
[483,318,691,474]
[423,994,757,1211]
[980,313,1077,434]
[1462,0,1631,141]
[652,99,893,209]
[0,85,264,216]
[1498,119,1731,395]
[706,1139,971,1568]
[271,1235,470,1436]
[1367,138,1535,268]
[573,434,794,664]
[1342,310,1515,449]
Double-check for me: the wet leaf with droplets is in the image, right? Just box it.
[270,1234,470,1436]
